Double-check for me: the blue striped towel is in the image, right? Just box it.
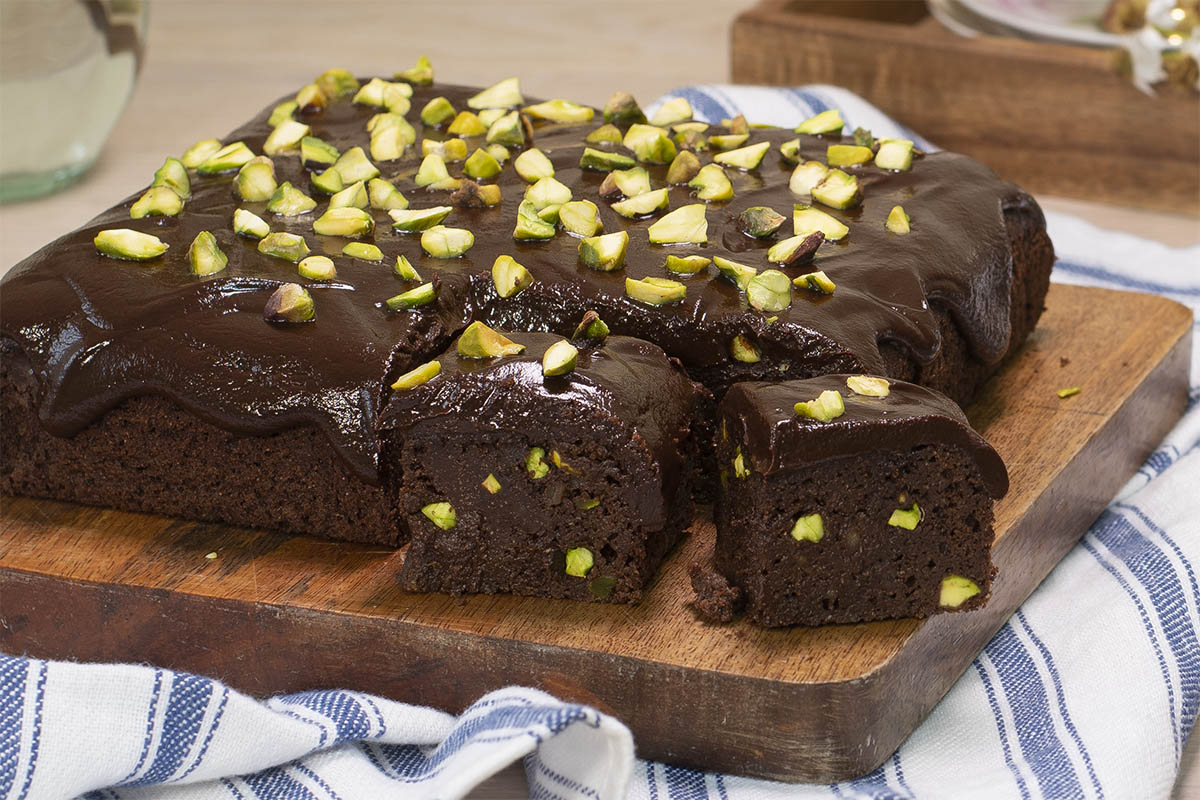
[3,85,1198,800]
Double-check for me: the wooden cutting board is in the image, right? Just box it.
[0,283,1191,783]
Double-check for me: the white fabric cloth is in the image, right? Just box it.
[2,86,1197,800]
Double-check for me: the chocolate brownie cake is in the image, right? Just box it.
[379,325,701,602]
[700,374,1008,627]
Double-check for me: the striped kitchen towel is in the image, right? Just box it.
[2,86,1197,800]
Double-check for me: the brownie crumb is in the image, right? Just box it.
[1059,356,1070,367]
[689,563,742,623]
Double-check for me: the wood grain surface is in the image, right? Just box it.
[0,284,1191,782]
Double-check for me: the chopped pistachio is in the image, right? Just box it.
[181,138,224,170]
[314,206,373,238]
[513,200,557,240]
[600,166,651,198]
[394,254,421,281]
[476,108,506,128]
[875,138,915,171]
[730,334,761,363]
[537,204,562,223]
[648,97,692,127]
[420,225,474,258]
[811,169,862,210]
[421,138,468,162]
[391,359,441,390]
[708,133,750,151]
[888,502,922,530]
[353,77,397,107]
[554,449,577,471]
[1057,386,1082,399]
[578,231,629,272]
[233,208,270,240]
[294,83,327,113]
[130,186,183,219]
[666,151,702,185]
[481,473,502,494]
[311,168,343,195]
[826,144,874,167]
[611,187,669,218]
[458,321,525,358]
[523,447,550,479]
[368,178,408,211]
[390,204,453,232]
[940,575,981,608]
[234,156,277,202]
[794,389,845,422]
[572,310,610,342]
[301,136,340,169]
[450,180,502,208]
[487,144,510,164]
[579,498,601,512]
[525,176,573,210]
[542,339,579,376]
[788,160,830,195]
[368,112,417,144]
[152,157,191,200]
[467,77,523,109]
[93,228,168,261]
[492,254,534,298]
[846,375,890,397]
[794,109,843,135]
[370,126,408,162]
[297,255,336,281]
[674,129,708,152]
[746,269,792,312]
[580,147,636,172]
[626,276,686,306]
[725,114,751,134]
[421,501,456,530]
[464,148,502,180]
[331,146,379,183]
[790,513,824,543]
[524,99,594,123]
[622,124,676,164]
[484,110,525,147]
[428,177,463,192]
[266,182,316,216]
[794,205,849,240]
[665,254,710,274]
[342,242,382,261]
[732,446,750,478]
[315,67,359,98]
[793,270,837,295]
[713,256,758,291]
[565,547,594,578]
[197,141,254,175]
[852,127,876,149]
[603,91,647,124]
[188,231,227,276]
[257,232,309,262]
[420,96,456,127]
[779,137,802,164]
[514,148,555,183]
[264,282,315,323]
[263,119,310,156]
[768,231,824,267]
[414,154,451,188]
[886,205,911,234]
[443,111,485,137]
[738,206,787,238]
[558,200,603,237]
[688,164,733,202]
[396,55,434,85]
[586,123,623,144]
[386,281,438,309]
[713,141,770,170]
[647,203,708,245]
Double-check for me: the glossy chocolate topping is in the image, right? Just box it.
[722,374,1009,497]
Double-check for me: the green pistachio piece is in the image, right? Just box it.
[464,148,502,180]
[130,186,183,219]
[789,160,829,195]
[414,154,451,188]
[579,147,636,172]
[673,122,709,134]
[732,446,750,479]
[267,182,316,216]
[794,109,843,135]
[886,205,911,234]
[257,232,309,262]
[458,321,525,359]
[485,143,510,163]
[492,254,533,298]
[421,138,468,162]
[446,111,487,137]
[826,144,874,167]
[525,446,550,478]
[794,269,836,295]
[314,206,373,237]
[420,96,456,127]
[790,513,824,543]
[298,255,336,281]
[603,91,646,124]
[93,228,168,261]
[420,225,474,258]
[565,547,594,578]
[1057,386,1082,399]
[746,269,792,312]
[665,254,710,274]
[622,124,676,164]
[301,136,340,169]
[485,110,525,147]
[542,339,579,376]
[811,169,862,210]
[181,138,223,168]
[648,97,692,127]
[888,502,922,530]
[525,176,572,210]
[368,112,417,143]
[524,99,594,123]
[233,208,270,240]
[537,204,561,223]
[779,137,803,164]
[421,501,457,530]
[611,187,669,218]
[713,141,770,170]
[467,77,523,109]
[311,168,344,195]
[386,281,438,309]
[625,276,686,306]
[482,473,502,494]
[513,200,557,240]
[450,180,502,208]
[586,123,623,144]
[853,127,876,149]
[578,231,629,272]
[769,231,825,267]
[713,256,758,291]
[474,108,504,129]
[391,359,441,390]
[152,157,191,200]
[738,206,787,238]
[794,205,849,240]
[579,499,601,512]
[726,114,751,135]
[688,164,733,202]
[342,242,383,261]
[197,141,255,175]
[332,147,379,183]
[674,129,708,152]
[940,575,981,608]
[875,138,915,171]
[396,55,434,85]
[264,283,315,323]
[647,203,708,245]
[730,334,761,363]
[600,166,651,199]
[370,126,408,162]
[188,231,227,276]
[235,156,278,202]
[846,375,890,397]
[353,77,397,107]
[428,177,463,192]
[572,310,610,342]
[367,178,408,211]
[666,150,702,185]
[263,119,310,156]
[558,200,603,237]
[708,133,750,151]
[294,83,327,113]
[315,67,359,98]
[794,389,845,422]
[394,254,421,281]
[514,148,555,183]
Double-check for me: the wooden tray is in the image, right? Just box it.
[0,284,1191,782]
[731,0,1200,215]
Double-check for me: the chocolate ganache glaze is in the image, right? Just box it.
[0,77,1035,483]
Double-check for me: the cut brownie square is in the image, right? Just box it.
[705,374,1008,627]
[379,322,703,603]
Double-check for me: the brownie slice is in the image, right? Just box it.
[705,374,1008,627]
[379,327,702,603]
